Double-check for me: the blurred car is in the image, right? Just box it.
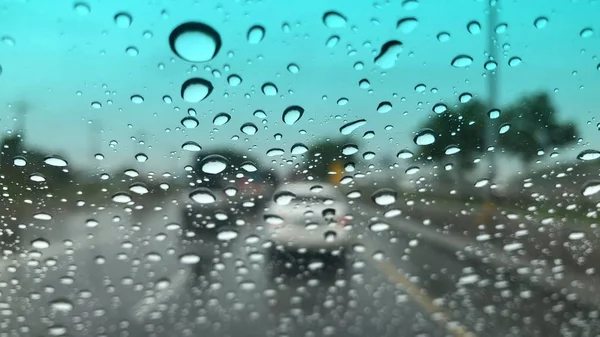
[263,182,353,263]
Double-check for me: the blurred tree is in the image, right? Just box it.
[192,147,279,188]
[295,137,359,182]
[498,92,578,167]
[414,100,488,184]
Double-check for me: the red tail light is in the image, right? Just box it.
[337,216,351,227]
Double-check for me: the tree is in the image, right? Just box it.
[294,137,359,182]
[414,99,488,184]
[191,147,279,188]
[498,92,578,167]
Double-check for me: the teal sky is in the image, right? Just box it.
[1,0,599,178]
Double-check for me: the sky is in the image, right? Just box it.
[0,0,599,181]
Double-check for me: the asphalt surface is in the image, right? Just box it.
[0,199,599,337]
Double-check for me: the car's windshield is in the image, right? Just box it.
[1,1,600,336]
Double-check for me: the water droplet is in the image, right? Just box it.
[569,232,585,240]
[190,188,216,204]
[179,253,201,264]
[577,149,600,161]
[467,21,481,35]
[135,153,148,162]
[508,57,522,67]
[474,179,489,188]
[499,123,510,134]
[580,28,594,38]
[274,191,296,205]
[484,60,497,70]
[534,17,548,29]
[182,141,202,152]
[124,169,139,177]
[414,129,436,145]
[114,12,133,28]
[247,25,266,44]
[374,40,403,69]
[91,101,102,109]
[47,325,68,336]
[130,95,144,104]
[372,188,397,206]
[74,2,91,15]
[261,82,278,96]
[397,17,418,33]
[267,148,285,156]
[405,166,419,175]
[459,92,473,103]
[287,63,300,73]
[342,144,358,155]
[324,231,337,242]
[30,173,46,182]
[227,74,242,86]
[337,97,349,106]
[445,145,461,155]
[49,299,73,312]
[396,149,413,159]
[451,55,473,68]
[323,11,347,28]
[86,219,99,228]
[290,143,308,155]
[326,35,340,48]
[181,78,213,103]
[33,212,52,220]
[217,230,238,241]
[13,156,26,166]
[201,155,229,174]
[582,181,600,196]
[488,108,501,119]
[129,183,149,195]
[180,117,198,129]
[169,22,222,62]
[340,119,366,135]
[44,156,68,167]
[377,101,393,113]
[359,79,370,89]
[31,238,50,249]
[495,23,508,34]
[402,0,419,10]
[112,192,132,203]
[213,113,231,126]
[433,103,447,114]
[282,105,304,125]
[163,95,172,103]
[241,161,258,172]
[437,32,450,42]
[254,110,267,119]
[369,222,390,232]
[240,122,258,135]
[125,46,139,56]
[363,131,375,139]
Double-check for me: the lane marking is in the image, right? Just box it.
[364,248,476,337]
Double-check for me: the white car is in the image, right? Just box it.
[263,182,353,259]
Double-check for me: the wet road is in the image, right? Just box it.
[1,201,598,337]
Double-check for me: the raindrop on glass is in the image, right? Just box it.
[247,25,266,44]
[181,116,199,128]
[372,188,397,206]
[261,82,278,96]
[282,105,304,125]
[414,129,436,145]
[240,122,258,135]
[397,17,418,33]
[189,188,216,204]
[114,12,133,28]
[201,155,229,174]
[169,22,222,62]
[181,78,213,103]
[323,11,347,28]
[451,55,473,68]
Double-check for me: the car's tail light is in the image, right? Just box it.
[337,216,351,227]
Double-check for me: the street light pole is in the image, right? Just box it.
[487,0,499,184]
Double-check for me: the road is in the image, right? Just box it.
[0,199,598,337]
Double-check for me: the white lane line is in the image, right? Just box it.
[131,269,190,322]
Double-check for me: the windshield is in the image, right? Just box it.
[1,1,599,336]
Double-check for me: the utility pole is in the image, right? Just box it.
[486,0,499,182]
[480,0,500,222]
[14,101,28,141]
